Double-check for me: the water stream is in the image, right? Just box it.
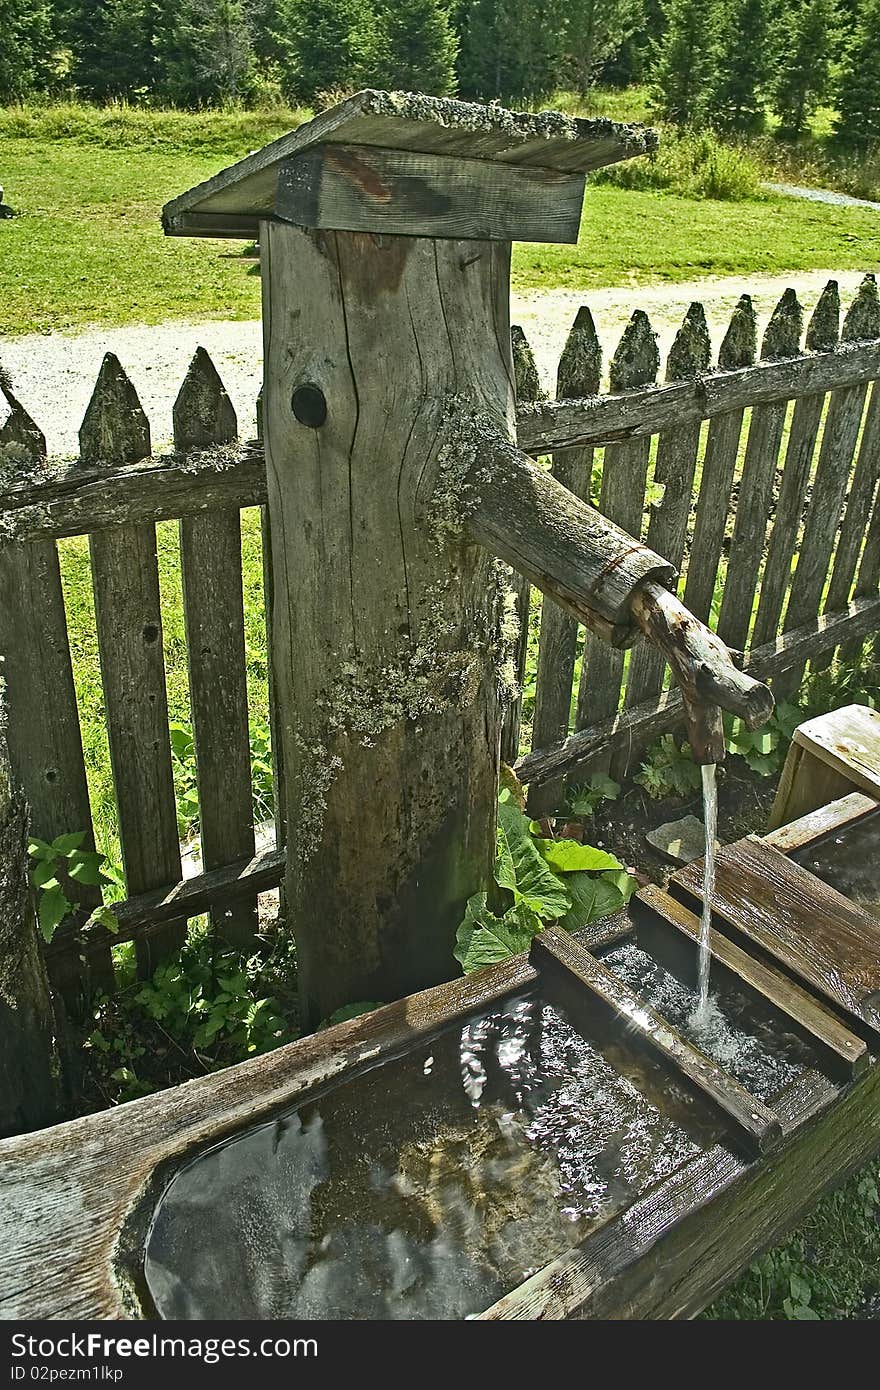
[694,762,718,1023]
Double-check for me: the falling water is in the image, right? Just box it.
[693,762,717,1023]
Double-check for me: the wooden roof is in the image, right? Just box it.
[162,89,657,237]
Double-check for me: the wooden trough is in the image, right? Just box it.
[1,779,878,1321]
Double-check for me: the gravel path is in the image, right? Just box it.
[763,181,880,211]
[2,268,869,458]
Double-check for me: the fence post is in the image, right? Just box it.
[0,662,62,1138]
[176,348,258,946]
[501,325,544,766]
[529,306,602,815]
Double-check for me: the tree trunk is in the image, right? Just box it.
[0,677,62,1138]
[261,225,514,1026]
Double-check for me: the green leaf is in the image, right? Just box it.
[536,839,623,874]
[51,831,86,856]
[789,1273,813,1305]
[454,893,543,974]
[557,871,625,932]
[38,886,70,942]
[31,860,60,888]
[68,852,105,885]
[495,799,570,918]
[27,837,55,860]
[91,905,119,934]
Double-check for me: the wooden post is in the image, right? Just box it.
[0,662,62,1138]
[261,225,513,1023]
[0,368,108,1011]
[80,356,185,976]
[501,326,543,766]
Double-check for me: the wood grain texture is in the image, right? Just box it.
[673,835,880,1040]
[0,678,63,1137]
[277,144,586,243]
[261,222,510,1024]
[529,307,602,814]
[80,356,184,976]
[763,788,878,852]
[825,380,880,619]
[622,304,712,736]
[175,349,256,946]
[501,326,542,765]
[790,702,880,797]
[576,312,658,747]
[717,290,804,652]
[0,380,104,1006]
[517,337,880,455]
[533,923,782,1155]
[630,885,868,1081]
[163,90,656,232]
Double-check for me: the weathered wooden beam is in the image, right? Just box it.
[516,593,880,786]
[460,412,675,640]
[763,788,878,853]
[516,335,880,455]
[44,844,285,961]
[277,144,586,243]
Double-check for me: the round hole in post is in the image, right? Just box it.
[291,382,327,429]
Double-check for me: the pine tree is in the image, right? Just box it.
[153,0,255,105]
[707,0,768,130]
[60,0,154,100]
[0,0,55,99]
[564,0,643,97]
[834,0,880,147]
[651,0,718,125]
[372,0,458,95]
[771,0,834,137]
[281,0,380,103]
[457,0,563,105]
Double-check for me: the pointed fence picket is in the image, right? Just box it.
[2,276,880,995]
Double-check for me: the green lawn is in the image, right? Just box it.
[2,104,879,335]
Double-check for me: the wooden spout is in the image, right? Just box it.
[629,580,774,764]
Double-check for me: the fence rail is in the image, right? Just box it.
[2,272,879,1001]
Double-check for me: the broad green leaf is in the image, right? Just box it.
[90,905,119,934]
[31,860,60,888]
[536,839,623,874]
[52,831,87,856]
[27,838,55,860]
[557,872,625,932]
[68,853,106,885]
[495,799,570,918]
[38,886,70,942]
[454,893,542,973]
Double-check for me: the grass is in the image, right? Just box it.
[2,97,880,336]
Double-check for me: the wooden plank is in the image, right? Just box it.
[778,282,880,692]
[620,304,712,770]
[764,788,878,853]
[176,349,257,946]
[576,312,659,747]
[532,923,783,1155]
[0,377,107,1008]
[529,307,602,815]
[277,144,586,243]
[824,379,880,618]
[630,885,869,1082]
[80,355,185,977]
[681,295,756,626]
[518,336,880,456]
[518,593,880,786]
[501,326,542,765]
[752,282,841,647]
[717,289,804,652]
[673,835,880,1042]
[44,844,285,960]
[163,91,656,232]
